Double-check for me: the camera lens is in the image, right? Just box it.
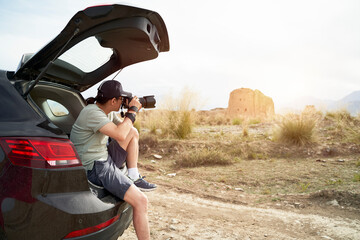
[139,96,156,108]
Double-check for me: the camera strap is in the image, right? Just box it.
[120,105,125,118]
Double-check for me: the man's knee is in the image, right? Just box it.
[131,127,139,140]
[117,127,139,150]
[125,186,148,211]
[134,192,148,211]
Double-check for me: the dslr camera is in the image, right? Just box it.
[122,95,156,109]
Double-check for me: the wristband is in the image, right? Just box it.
[129,106,139,113]
[125,112,136,124]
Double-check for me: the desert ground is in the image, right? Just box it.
[119,110,360,239]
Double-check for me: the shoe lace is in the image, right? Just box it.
[138,175,146,180]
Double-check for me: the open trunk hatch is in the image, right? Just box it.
[15,4,170,92]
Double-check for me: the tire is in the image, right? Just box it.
[0,228,7,240]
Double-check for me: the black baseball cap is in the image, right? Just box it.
[97,80,132,98]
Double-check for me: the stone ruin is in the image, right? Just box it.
[227,88,275,118]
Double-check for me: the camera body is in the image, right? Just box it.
[122,95,156,109]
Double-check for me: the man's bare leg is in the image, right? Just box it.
[117,127,139,169]
[124,185,150,240]
[117,127,157,190]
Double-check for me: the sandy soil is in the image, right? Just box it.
[119,184,360,240]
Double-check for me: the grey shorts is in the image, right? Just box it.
[87,140,132,200]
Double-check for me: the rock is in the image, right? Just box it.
[171,218,180,224]
[167,173,176,177]
[140,144,150,152]
[153,154,162,159]
[227,88,274,118]
[326,199,339,207]
[294,202,301,208]
[322,147,337,156]
[337,159,345,162]
[169,225,177,231]
[151,160,157,164]
[321,236,333,240]
[235,187,244,192]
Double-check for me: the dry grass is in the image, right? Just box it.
[273,113,317,146]
[323,109,360,143]
[195,110,230,126]
[175,148,233,168]
[139,87,198,139]
[232,118,243,125]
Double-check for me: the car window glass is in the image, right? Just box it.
[47,100,69,117]
[58,36,113,73]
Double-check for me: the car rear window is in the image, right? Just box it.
[0,71,43,122]
[58,36,113,73]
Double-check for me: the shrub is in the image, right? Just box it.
[353,173,360,182]
[175,149,232,168]
[174,111,192,139]
[165,110,179,135]
[139,134,158,148]
[242,127,249,137]
[326,179,343,185]
[140,110,164,135]
[232,118,242,125]
[274,114,316,146]
[298,182,310,192]
[156,87,198,139]
[249,118,261,125]
[324,110,360,143]
[325,109,353,122]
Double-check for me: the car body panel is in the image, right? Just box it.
[0,142,132,240]
[0,70,66,138]
[2,193,132,240]
[14,4,170,92]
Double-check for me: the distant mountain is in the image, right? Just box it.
[329,91,360,115]
[339,90,360,102]
[277,91,360,115]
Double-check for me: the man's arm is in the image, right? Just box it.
[99,117,134,141]
[99,97,141,141]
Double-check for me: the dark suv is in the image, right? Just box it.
[0,4,169,240]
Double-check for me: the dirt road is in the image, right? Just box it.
[119,185,360,240]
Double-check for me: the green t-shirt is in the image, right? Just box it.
[70,104,121,171]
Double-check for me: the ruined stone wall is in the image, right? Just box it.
[227,88,275,118]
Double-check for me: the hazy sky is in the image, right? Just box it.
[0,0,359,111]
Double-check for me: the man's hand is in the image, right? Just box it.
[128,96,142,113]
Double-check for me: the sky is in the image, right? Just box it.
[0,0,359,112]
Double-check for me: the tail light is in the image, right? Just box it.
[0,137,82,169]
[64,215,120,239]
